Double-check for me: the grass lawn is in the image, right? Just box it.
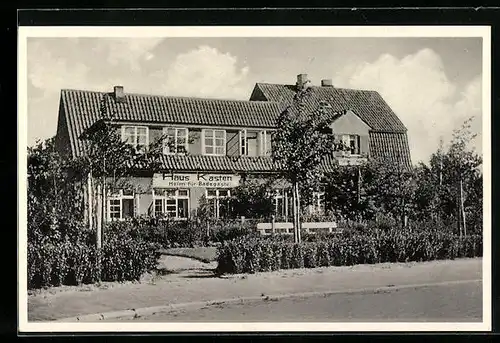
[161,246,218,263]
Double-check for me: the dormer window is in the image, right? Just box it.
[122,126,148,153]
[341,134,361,155]
[163,127,188,155]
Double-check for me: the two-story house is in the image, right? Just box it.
[55,74,412,222]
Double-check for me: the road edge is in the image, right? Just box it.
[52,278,481,322]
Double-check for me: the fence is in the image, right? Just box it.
[256,221,342,236]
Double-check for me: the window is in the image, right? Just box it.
[259,130,272,156]
[272,189,291,220]
[239,130,258,156]
[163,127,188,155]
[310,191,325,215]
[107,189,135,221]
[341,134,361,155]
[239,130,247,156]
[206,188,231,218]
[153,188,189,219]
[122,126,148,153]
[203,129,226,156]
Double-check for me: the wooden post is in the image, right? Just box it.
[102,178,106,227]
[457,183,462,238]
[292,183,298,243]
[284,191,289,222]
[96,183,102,250]
[460,178,467,237]
[296,183,302,243]
[271,215,275,235]
[87,171,93,231]
[357,165,361,222]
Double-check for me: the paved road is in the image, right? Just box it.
[121,280,482,322]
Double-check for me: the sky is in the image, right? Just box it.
[26,36,483,164]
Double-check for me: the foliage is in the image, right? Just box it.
[105,217,206,248]
[226,177,276,219]
[412,118,482,234]
[103,217,257,248]
[216,225,482,274]
[27,138,86,244]
[318,117,482,235]
[272,88,339,241]
[27,234,161,289]
[272,88,337,192]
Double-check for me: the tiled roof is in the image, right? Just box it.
[369,131,412,170]
[58,85,412,171]
[251,83,407,132]
[136,155,339,174]
[251,83,412,169]
[59,89,282,157]
[158,155,275,173]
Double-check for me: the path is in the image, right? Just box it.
[27,257,482,322]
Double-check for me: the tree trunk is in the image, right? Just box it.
[87,171,93,231]
[357,166,361,222]
[460,177,466,237]
[296,183,302,243]
[102,177,106,242]
[96,183,102,250]
[401,198,406,229]
[292,182,300,243]
[292,183,297,243]
[457,182,462,238]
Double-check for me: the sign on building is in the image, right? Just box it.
[153,173,241,188]
[337,157,368,166]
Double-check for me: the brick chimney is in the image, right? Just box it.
[296,74,310,90]
[113,85,126,103]
[321,79,333,87]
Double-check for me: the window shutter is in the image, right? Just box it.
[134,193,139,216]
[359,135,369,157]
[226,131,239,156]
[266,132,273,155]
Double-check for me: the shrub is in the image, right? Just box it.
[210,223,254,243]
[216,227,483,274]
[27,230,161,290]
[104,217,256,248]
[28,238,98,289]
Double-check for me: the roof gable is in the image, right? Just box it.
[252,83,407,132]
[330,109,371,136]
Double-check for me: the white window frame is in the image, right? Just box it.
[309,191,325,215]
[202,129,226,156]
[239,129,248,156]
[259,130,272,156]
[107,189,135,221]
[349,134,361,156]
[163,127,188,155]
[153,188,190,220]
[341,134,361,156]
[240,129,260,157]
[205,188,231,218]
[121,125,149,153]
[271,189,290,220]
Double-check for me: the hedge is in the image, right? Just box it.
[27,235,161,290]
[106,217,255,248]
[215,229,483,274]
